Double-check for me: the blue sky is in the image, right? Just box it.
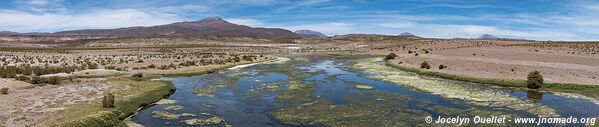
[1,0,598,40]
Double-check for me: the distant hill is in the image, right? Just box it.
[478,34,498,39]
[398,32,421,39]
[52,17,300,38]
[294,30,327,37]
[0,31,21,36]
[398,32,415,37]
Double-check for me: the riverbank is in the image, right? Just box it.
[384,60,599,97]
[39,57,280,127]
[43,78,175,127]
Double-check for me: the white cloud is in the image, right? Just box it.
[283,22,353,35]
[27,0,49,6]
[275,0,330,12]
[226,18,265,27]
[0,9,183,32]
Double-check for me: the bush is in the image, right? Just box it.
[527,70,543,89]
[30,76,43,84]
[420,61,431,69]
[438,64,446,70]
[102,93,115,108]
[16,75,30,82]
[1,88,8,94]
[384,53,398,61]
[48,76,61,85]
[132,73,143,78]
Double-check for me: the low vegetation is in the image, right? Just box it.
[102,93,115,109]
[383,53,397,61]
[527,71,543,89]
[385,61,599,97]
[45,78,175,127]
[420,61,430,69]
[438,64,447,70]
[0,88,8,94]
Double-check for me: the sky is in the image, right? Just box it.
[1,0,599,41]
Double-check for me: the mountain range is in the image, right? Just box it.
[478,34,498,39]
[1,17,302,38]
[294,30,327,38]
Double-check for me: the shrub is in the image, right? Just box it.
[527,71,543,89]
[132,73,143,78]
[16,75,30,82]
[48,76,61,85]
[131,73,143,81]
[102,93,115,108]
[438,64,446,70]
[30,76,43,84]
[420,61,431,69]
[384,53,398,61]
[1,88,8,94]
[415,53,419,56]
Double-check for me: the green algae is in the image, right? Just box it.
[164,105,184,110]
[182,117,224,125]
[355,84,374,90]
[151,111,195,120]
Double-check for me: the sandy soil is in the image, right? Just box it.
[0,79,119,127]
[0,78,34,91]
[391,46,599,85]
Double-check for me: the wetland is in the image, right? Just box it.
[131,54,599,127]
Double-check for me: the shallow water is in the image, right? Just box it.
[132,54,599,127]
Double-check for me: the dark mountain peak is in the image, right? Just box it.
[399,32,415,37]
[478,34,498,39]
[198,17,227,23]
[294,29,327,37]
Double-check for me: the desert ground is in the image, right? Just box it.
[362,39,599,85]
[0,43,278,126]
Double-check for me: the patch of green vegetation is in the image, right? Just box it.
[45,78,176,127]
[385,61,599,97]
[273,85,519,126]
[181,117,224,125]
[164,105,184,110]
[355,84,374,90]
[527,70,543,89]
[152,111,195,120]
[0,87,8,95]
[192,75,244,97]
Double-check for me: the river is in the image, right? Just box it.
[132,54,599,127]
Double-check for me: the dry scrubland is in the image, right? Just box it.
[367,39,599,86]
[0,44,280,126]
[1,35,599,126]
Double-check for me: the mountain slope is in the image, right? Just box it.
[54,17,299,38]
[294,30,327,37]
[478,34,498,39]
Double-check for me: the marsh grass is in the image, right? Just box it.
[45,78,175,127]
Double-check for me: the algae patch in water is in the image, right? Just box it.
[164,105,184,110]
[182,117,224,125]
[155,99,177,105]
[355,84,374,90]
[192,75,244,97]
[151,111,195,120]
[353,58,560,117]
